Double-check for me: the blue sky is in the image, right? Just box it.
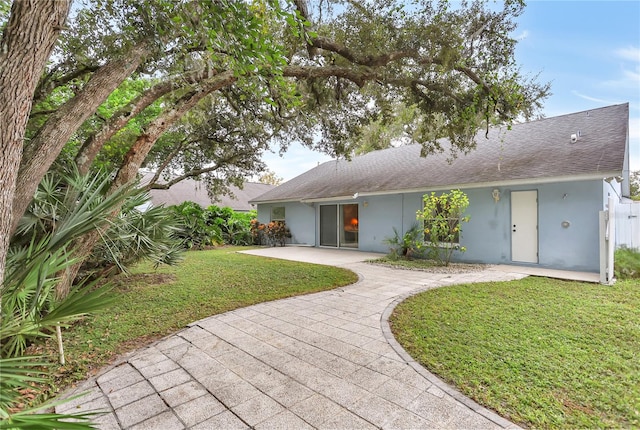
[263,0,640,181]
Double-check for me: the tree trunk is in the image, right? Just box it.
[74,69,214,175]
[112,71,237,191]
[75,76,197,175]
[0,0,71,287]
[55,71,237,298]
[11,42,150,234]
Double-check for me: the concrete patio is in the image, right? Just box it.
[56,246,593,429]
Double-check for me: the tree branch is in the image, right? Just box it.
[12,41,151,232]
[147,150,254,190]
[283,65,377,88]
[75,68,216,174]
[33,64,100,106]
[311,36,417,68]
[112,70,237,191]
[147,138,188,186]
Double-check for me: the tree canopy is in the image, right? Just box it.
[0,0,549,289]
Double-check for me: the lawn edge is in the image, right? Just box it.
[381,286,523,430]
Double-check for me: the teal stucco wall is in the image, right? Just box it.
[257,179,604,272]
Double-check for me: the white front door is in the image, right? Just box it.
[511,190,538,263]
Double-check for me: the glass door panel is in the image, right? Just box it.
[320,205,338,246]
[339,204,358,248]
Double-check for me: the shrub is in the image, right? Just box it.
[206,205,254,245]
[383,223,424,260]
[170,202,223,249]
[251,219,267,245]
[614,246,640,279]
[2,169,130,427]
[417,189,470,266]
[170,203,257,249]
[250,220,291,246]
[84,190,184,277]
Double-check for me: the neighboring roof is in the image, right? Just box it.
[146,177,275,211]
[252,103,629,203]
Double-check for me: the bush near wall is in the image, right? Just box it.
[170,202,255,249]
[206,205,254,246]
[250,220,291,246]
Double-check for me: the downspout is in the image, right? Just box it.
[401,194,405,236]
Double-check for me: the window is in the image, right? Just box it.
[423,201,461,244]
[271,206,285,221]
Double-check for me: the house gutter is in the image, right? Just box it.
[299,195,358,204]
[351,172,622,199]
[249,195,357,205]
[250,171,622,205]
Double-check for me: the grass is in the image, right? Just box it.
[390,276,640,429]
[38,246,357,393]
[615,246,640,279]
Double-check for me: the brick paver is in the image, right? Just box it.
[56,248,528,429]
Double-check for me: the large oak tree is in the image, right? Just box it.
[0,0,71,287]
[1,0,549,292]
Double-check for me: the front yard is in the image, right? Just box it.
[390,276,640,429]
[37,247,357,398]
[37,247,639,429]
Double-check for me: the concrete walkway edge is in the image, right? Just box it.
[380,290,519,430]
[55,247,539,429]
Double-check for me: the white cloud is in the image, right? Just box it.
[514,30,529,41]
[630,117,640,139]
[571,91,624,105]
[615,46,640,63]
[622,66,640,83]
[599,45,640,88]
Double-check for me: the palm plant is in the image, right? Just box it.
[84,189,184,277]
[0,357,99,428]
[383,222,425,260]
[171,201,223,249]
[1,168,138,427]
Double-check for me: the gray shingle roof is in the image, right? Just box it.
[252,103,629,203]
[147,178,274,211]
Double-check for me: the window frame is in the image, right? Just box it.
[423,201,461,246]
[270,206,285,221]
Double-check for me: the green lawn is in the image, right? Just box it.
[46,247,357,387]
[390,276,640,429]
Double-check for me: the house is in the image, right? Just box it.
[251,104,631,273]
[143,175,275,212]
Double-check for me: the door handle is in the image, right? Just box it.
[512,224,516,232]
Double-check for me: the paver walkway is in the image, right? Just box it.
[57,249,528,429]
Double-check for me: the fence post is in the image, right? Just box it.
[599,210,607,284]
[600,198,616,285]
[607,197,615,284]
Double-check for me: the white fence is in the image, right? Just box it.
[615,202,640,250]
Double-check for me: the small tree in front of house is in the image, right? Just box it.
[417,190,470,266]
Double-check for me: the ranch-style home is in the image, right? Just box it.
[251,103,631,273]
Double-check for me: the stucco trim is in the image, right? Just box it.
[254,172,619,204]
[352,172,619,198]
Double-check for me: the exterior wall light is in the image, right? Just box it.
[492,189,500,203]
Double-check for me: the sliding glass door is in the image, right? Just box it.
[320,204,358,248]
[320,205,338,246]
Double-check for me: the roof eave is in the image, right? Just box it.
[354,172,622,198]
[252,171,621,204]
